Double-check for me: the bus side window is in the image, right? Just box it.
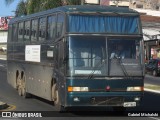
[8,24,12,42]
[18,22,24,42]
[56,13,64,38]
[12,23,18,42]
[39,17,46,41]
[24,21,30,41]
[31,19,38,42]
[47,15,56,41]
[41,45,54,63]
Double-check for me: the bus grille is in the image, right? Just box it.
[91,97,124,105]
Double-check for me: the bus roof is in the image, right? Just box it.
[9,5,139,23]
[57,5,139,14]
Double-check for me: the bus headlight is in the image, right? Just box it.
[127,87,144,91]
[68,87,89,92]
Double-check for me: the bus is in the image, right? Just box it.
[7,5,144,111]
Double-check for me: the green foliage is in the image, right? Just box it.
[5,0,82,16]
[67,0,81,5]
[15,0,27,17]
[4,0,15,5]
[27,0,41,14]
[27,0,63,14]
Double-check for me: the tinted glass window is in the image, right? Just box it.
[41,44,54,62]
[31,19,38,42]
[12,23,18,42]
[39,17,46,41]
[18,22,24,41]
[24,21,30,41]
[47,15,56,41]
[56,13,64,38]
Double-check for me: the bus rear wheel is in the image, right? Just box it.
[21,75,29,98]
[18,81,22,96]
[17,74,31,98]
[16,74,21,90]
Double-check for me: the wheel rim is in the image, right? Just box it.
[54,90,59,105]
[52,84,59,105]
[18,81,22,96]
[21,76,26,96]
[16,75,21,90]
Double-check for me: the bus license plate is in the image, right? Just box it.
[123,102,136,107]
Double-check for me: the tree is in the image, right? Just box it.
[4,0,15,5]
[15,0,27,17]
[27,0,63,14]
[5,0,82,16]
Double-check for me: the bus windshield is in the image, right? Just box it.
[67,36,107,76]
[67,36,143,77]
[108,39,142,77]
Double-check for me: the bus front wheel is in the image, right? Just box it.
[52,84,65,112]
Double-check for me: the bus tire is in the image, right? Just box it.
[52,84,65,112]
[18,80,22,96]
[22,75,32,98]
[16,74,21,90]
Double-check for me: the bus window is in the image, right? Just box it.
[47,15,56,41]
[18,22,24,42]
[41,45,54,62]
[24,21,30,41]
[12,23,18,42]
[39,17,46,41]
[7,25,12,42]
[109,40,138,59]
[56,13,64,38]
[108,39,142,76]
[68,36,106,76]
[31,19,38,42]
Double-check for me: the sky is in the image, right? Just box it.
[0,0,19,16]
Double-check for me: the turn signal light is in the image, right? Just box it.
[68,86,89,92]
[127,86,144,91]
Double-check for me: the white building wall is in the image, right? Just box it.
[0,31,7,43]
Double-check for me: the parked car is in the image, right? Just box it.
[145,59,160,76]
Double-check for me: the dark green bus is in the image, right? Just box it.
[7,5,144,111]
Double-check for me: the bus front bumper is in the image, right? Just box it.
[66,92,143,107]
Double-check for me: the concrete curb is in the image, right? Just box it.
[0,101,8,110]
[144,88,160,94]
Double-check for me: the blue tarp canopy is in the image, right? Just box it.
[68,15,140,34]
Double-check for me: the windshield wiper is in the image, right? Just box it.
[88,59,106,79]
[116,57,131,79]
